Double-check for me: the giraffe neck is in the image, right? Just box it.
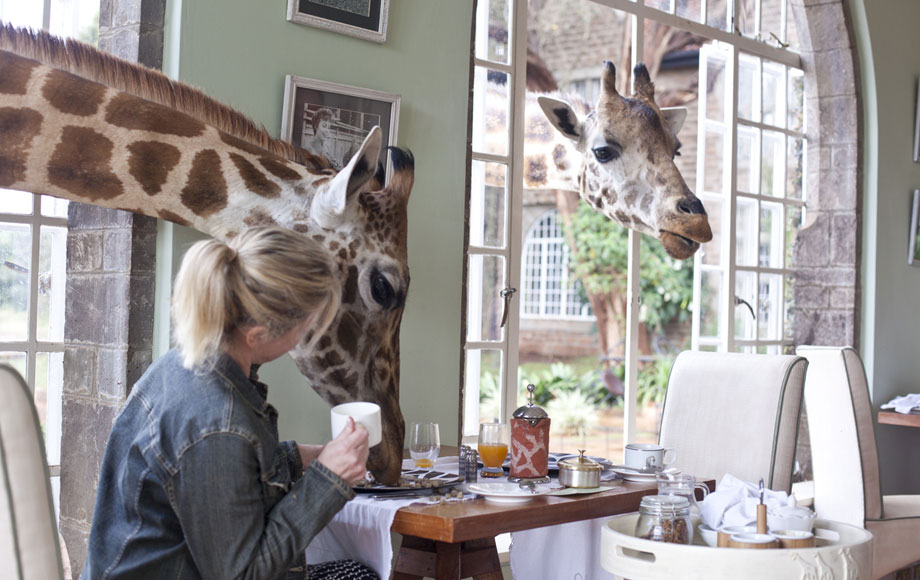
[0,26,333,240]
[522,91,589,192]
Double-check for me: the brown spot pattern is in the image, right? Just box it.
[42,69,106,117]
[0,107,43,187]
[0,52,38,95]
[243,208,277,227]
[260,157,302,181]
[48,126,123,200]
[181,149,227,217]
[552,144,567,170]
[528,158,547,184]
[127,141,180,195]
[624,190,639,208]
[158,210,192,227]
[601,187,618,205]
[640,194,654,214]
[229,153,281,198]
[218,132,270,156]
[106,93,205,137]
[614,210,631,224]
[337,312,361,358]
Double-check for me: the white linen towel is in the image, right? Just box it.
[511,517,616,580]
[699,473,797,529]
[881,393,920,414]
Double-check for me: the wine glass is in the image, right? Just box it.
[478,422,509,478]
[409,422,440,470]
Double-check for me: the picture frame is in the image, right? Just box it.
[910,190,920,266]
[281,75,400,176]
[914,78,920,162]
[286,0,390,44]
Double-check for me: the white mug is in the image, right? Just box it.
[624,443,676,470]
[331,402,382,447]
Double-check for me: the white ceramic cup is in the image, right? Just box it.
[330,402,382,447]
[624,443,677,470]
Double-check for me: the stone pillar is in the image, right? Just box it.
[58,0,166,573]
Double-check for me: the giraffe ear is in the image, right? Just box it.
[312,127,382,229]
[538,96,583,142]
[661,107,688,135]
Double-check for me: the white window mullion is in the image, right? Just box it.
[725,44,741,352]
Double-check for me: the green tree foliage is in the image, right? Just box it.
[566,201,694,332]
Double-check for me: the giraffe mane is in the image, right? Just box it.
[0,22,331,171]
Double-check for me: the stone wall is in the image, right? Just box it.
[58,0,165,573]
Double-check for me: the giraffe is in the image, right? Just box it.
[0,24,411,484]
[524,61,712,260]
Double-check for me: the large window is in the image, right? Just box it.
[462,0,805,459]
[522,211,593,319]
[0,0,99,516]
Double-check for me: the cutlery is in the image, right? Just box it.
[369,489,435,500]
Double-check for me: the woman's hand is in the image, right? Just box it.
[316,418,369,486]
[297,444,324,469]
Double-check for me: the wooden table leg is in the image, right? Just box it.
[392,535,504,580]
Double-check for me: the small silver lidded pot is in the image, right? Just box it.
[508,384,551,484]
[557,449,603,488]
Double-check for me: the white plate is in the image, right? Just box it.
[466,482,550,504]
[610,466,679,483]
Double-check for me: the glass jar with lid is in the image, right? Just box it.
[656,473,710,526]
[634,495,693,544]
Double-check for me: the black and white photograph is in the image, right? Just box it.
[286,0,390,43]
[281,75,400,173]
[910,189,920,266]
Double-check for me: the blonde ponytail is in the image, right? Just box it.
[171,226,340,370]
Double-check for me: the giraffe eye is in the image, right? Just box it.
[370,270,396,309]
[592,145,620,163]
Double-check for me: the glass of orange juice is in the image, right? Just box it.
[409,422,440,470]
[478,422,509,478]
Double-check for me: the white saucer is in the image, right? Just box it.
[466,482,550,504]
[611,466,678,482]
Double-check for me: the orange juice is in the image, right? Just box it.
[478,443,508,467]
[413,458,434,468]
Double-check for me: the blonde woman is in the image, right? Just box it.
[81,227,376,580]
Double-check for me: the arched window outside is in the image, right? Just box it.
[522,210,593,319]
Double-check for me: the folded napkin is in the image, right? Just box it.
[881,393,920,414]
[699,473,797,530]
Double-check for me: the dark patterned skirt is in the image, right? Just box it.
[306,559,378,580]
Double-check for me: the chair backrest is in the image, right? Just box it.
[795,346,881,525]
[0,364,64,580]
[658,351,808,492]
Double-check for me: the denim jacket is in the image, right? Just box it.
[80,349,355,580]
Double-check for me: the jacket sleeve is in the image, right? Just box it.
[280,440,305,479]
[168,433,354,580]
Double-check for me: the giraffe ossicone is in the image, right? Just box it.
[0,23,410,484]
[533,61,712,260]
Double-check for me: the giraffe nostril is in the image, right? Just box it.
[678,198,706,216]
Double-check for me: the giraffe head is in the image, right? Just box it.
[538,61,712,259]
[286,128,412,485]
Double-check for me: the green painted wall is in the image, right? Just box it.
[852,0,920,493]
[158,0,472,448]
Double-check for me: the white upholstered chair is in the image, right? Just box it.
[658,351,808,493]
[0,364,65,580]
[797,346,920,579]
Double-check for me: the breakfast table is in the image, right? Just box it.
[305,451,715,580]
[877,410,920,428]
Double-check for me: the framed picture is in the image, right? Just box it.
[281,75,400,176]
[286,0,390,44]
[910,190,920,266]
[914,78,920,162]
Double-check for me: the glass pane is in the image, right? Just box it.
[467,254,506,342]
[784,275,795,341]
[0,189,34,215]
[646,0,671,12]
[48,0,100,41]
[706,54,727,122]
[761,130,784,197]
[785,2,800,51]
[703,129,725,194]
[472,67,508,156]
[734,270,756,340]
[699,269,722,338]
[707,0,728,30]
[0,352,26,378]
[470,161,507,248]
[737,0,757,38]
[474,0,511,65]
[35,351,63,465]
[787,68,805,132]
[785,204,803,268]
[700,196,722,266]
[761,0,783,46]
[37,226,67,342]
[759,201,783,268]
[41,196,69,218]
[676,0,700,21]
[0,3,43,28]
[735,197,758,267]
[464,349,503,436]
[0,222,31,341]
[786,137,804,201]
[736,126,759,194]
[758,273,783,340]
[762,62,785,127]
[738,55,760,122]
